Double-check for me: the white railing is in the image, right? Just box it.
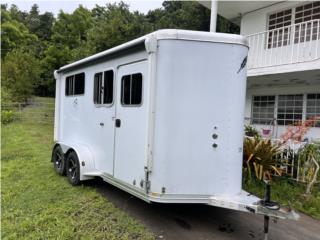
[246,19,320,69]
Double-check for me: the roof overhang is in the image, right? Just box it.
[199,1,286,25]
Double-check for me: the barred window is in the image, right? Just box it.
[306,93,320,127]
[268,9,292,48]
[251,96,275,124]
[121,73,142,106]
[65,72,85,96]
[294,2,320,43]
[93,70,114,105]
[277,94,303,125]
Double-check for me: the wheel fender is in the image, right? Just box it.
[57,142,97,181]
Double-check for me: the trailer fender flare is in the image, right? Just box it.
[56,142,96,181]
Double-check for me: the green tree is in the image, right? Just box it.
[26,4,40,35]
[2,49,41,102]
[87,2,152,53]
[146,1,210,31]
[1,8,38,58]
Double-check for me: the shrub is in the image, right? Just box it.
[1,110,16,124]
[243,137,282,181]
[298,143,320,195]
[244,124,261,138]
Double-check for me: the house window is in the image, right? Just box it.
[93,70,114,105]
[268,9,292,48]
[65,72,85,96]
[277,94,303,125]
[294,2,320,43]
[306,93,320,127]
[251,96,275,124]
[121,73,142,106]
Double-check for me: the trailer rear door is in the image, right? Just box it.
[114,60,149,188]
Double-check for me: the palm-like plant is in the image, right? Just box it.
[243,137,282,180]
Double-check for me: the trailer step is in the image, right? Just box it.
[208,190,299,220]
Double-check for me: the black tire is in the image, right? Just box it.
[66,151,81,186]
[52,145,66,175]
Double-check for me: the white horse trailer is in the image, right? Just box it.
[52,30,297,222]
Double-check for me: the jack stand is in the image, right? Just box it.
[263,180,271,240]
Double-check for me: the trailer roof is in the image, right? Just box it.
[57,29,248,73]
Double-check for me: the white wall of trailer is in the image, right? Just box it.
[54,30,250,201]
[150,39,248,197]
[56,49,148,181]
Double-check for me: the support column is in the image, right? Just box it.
[210,0,218,32]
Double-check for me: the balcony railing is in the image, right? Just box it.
[246,19,320,70]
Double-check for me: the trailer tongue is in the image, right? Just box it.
[208,190,299,220]
[209,181,299,240]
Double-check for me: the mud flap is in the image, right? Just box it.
[208,190,299,220]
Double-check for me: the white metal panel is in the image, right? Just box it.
[150,39,248,196]
[88,69,116,175]
[57,50,148,176]
[113,60,149,189]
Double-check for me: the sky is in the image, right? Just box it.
[3,0,164,15]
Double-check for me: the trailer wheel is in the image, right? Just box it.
[52,145,66,175]
[66,151,81,186]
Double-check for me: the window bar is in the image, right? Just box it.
[121,77,125,104]
[256,33,261,68]
[303,21,308,62]
[280,26,285,65]
[101,73,105,104]
[263,31,267,67]
[290,24,295,63]
[129,75,133,105]
[308,20,313,61]
[276,28,280,65]
[99,74,102,104]
[302,94,307,121]
[269,29,274,66]
[316,19,320,60]
[296,23,301,63]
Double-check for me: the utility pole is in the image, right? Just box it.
[210,0,218,32]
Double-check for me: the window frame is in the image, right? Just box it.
[251,95,276,125]
[266,6,294,48]
[65,72,85,97]
[277,94,303,126]
[93,69,115,107]
[120,72,143,107]
[251,93,320,128]
[306,93,320,127]
[266,2,320,48]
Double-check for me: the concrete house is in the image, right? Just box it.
[201,1,320,140]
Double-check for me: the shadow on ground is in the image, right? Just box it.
[84,178,320,240]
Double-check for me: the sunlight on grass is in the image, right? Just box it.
[1,97,154,239]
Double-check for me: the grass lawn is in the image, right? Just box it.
[1,97,154,240]
[244,178,320,220]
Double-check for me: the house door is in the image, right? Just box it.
[114,60,149,187]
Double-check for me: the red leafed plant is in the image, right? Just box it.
[280,116,320,144]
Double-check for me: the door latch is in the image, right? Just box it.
[115,119,121,128]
